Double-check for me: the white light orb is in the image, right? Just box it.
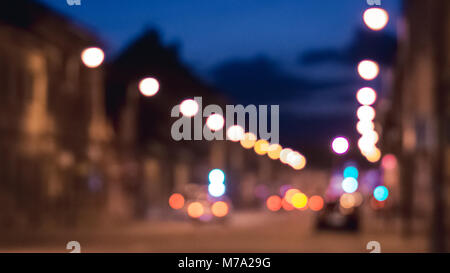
[357,105,376,121]
[180,99,199,117]
[139,77,160,97]
[332,137,349,155]
[342,177,359,193]
[358,60,379,80]
[356,87,377,106]
[227,125,245,142]
[363,8,389,31]
[208,169,225,184]
[81,47,104,68]
[206,114,225,131]
[208,182,226,197]
[356,120,375,135]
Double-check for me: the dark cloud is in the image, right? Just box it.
[210,55,350,104]
[300,28,397,67]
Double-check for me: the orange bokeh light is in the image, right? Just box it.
[187,202,204,218]
[168,193,185,210]
[254,139,270,155]
[308,195,324,211]
[281,198,294,211]
[266,195,282,212]
[284,188,300,204]
[211,201,229,217]
[240,132,257,149]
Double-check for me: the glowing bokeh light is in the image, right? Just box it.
[357,105,376,121]
[361,131,379,144]
[308,196,324,211]
[254,139,270,155]
[208,182,226,197]
[226,125,245,142]
[366,147,382,163]
[81,47,104,68]
[356,120,375,135]
[280,148,293,164]
[267,144,282,160]
[139,77,160,97]
[353,192,364,207]
[340,193,356,209]
[284,189,300,204]
[206,114,225,131]
[168,193,185,210]
[358,137,376,154]
[240,132,257,149]
[382,154,397,170]
[363,8,389,31]
[211,201,229,217]
[180,99,199,117]
[356,87,377,106]
[357,60,379,80]
[291,193,308,209]
[343,166,359,179]
[332,137,349,155]
[208,169,225,184]
[373,186,389,201]
[281,198,295,211]
[266,195,282,212]
[187,202,204,218]
[342,177,359,193]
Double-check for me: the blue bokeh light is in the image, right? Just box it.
[373,186,389,201]
[343,166,359,179]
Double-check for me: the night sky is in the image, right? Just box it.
[36,0,402,161]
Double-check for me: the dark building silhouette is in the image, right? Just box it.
[0,0,113,229]
[381,0,449,252]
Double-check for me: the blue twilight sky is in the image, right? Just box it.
[36,0,403,152]
[37,0,401,74]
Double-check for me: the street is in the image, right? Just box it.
[0,211,426,253]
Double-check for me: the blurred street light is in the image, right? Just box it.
[291,192,308,209]
[180,99,199,117]
[267,143,282,160]
[357,60,379,80]
[357,105,376,121]
[342,177,359,193]
[206,113,225,131]
[340,193,356,209]
[187,202,204,218]
[240,132,257,149]
[363,8,389,31]
[139,77,160,97]
[365,147,381,163]
[208,183,226,197]
[211,201,229,217]
[343,166,359,179]
[266,195,282,212]
[226,125,245,142]
[356,120,375,135]
[373,186,389,201]
[357,87,377,105]
[254,139,269,155]
[81,47,104,68]
[308,196,324,211]
[280,148,293,164]
[331,137,349,155]
[208,169,225,184]
[168,193,185,210]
